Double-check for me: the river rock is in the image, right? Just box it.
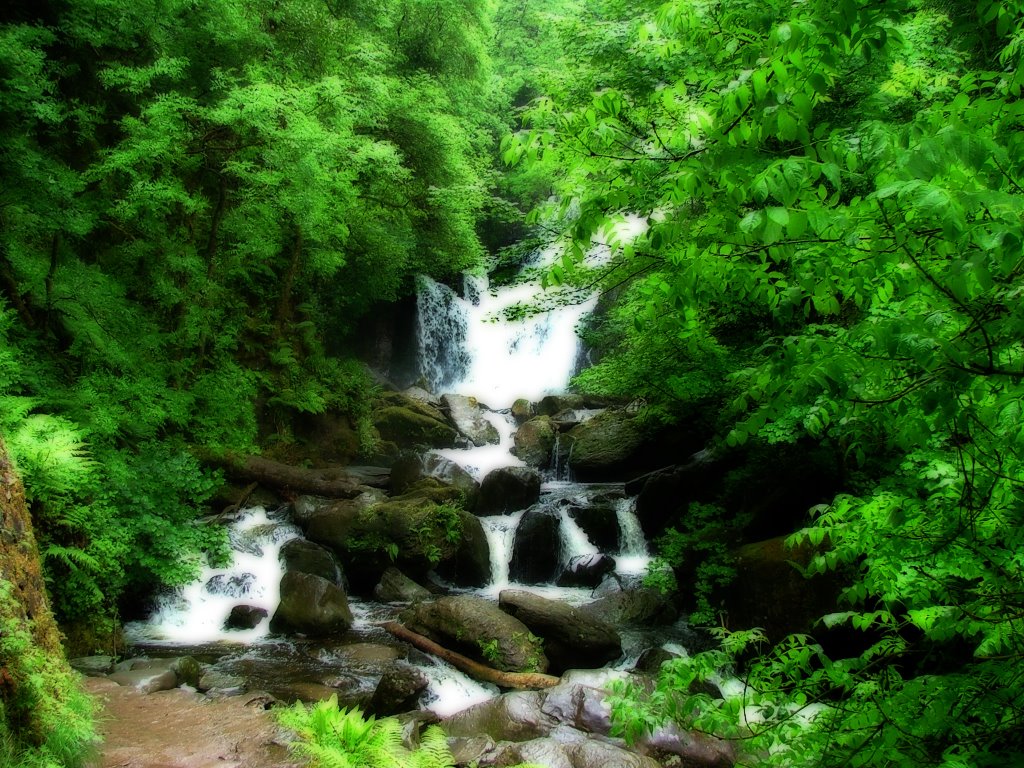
[401,595,548,673]
[390,453,480,510]
[511,398,534,424]
[368,662,429,716]
[374,566,431,602]
[372,391,459,449]
[566,502,620,552]
[509,509,561,584]
[443,690,553,741]
[536,394,588,416]
[291,495,335,529]
[434,509,492,588]
[490,737,663,768]
[477,466,542,514]
[512,416,557,468]
[270,572,353,636]
[442,394,500,446]
[557,553,616,588]
[171,656,203,689]
[279,538,343,585]
[498,590,622,673]
[197,669,246,696]
[580,585,678,626]
[304,499,362,551]
[108,658,178,694]
[564,409,650,481]
[224,604,268,630]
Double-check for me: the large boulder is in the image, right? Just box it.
[442,394,500,447]
[498,590,622,673]
[564,409,651,481]
[401,595,548,673]
[477,467,542,514]
[509,509,561,584]
[434,510,492,588]
[511,398,534,424]
[512,416,557,469]
[566,502,621,552]
[279,538,343,585]
[270,572,353,636]
[489,737,663,768]
[580,585,677,627]
[371,391,459,450]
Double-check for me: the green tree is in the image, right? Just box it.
[511,0,1024,764]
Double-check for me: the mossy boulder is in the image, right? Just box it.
[434,510,492,588]
[401,595,549,673]
[512,416,557,469]
[478,466,542,514]
[334,487,468,589]
[279,538,343,585]
[371,391,459,449]
[442,394,500,447]
[509,509,561,584]
[564,409,650,480]
[391,453,480,510]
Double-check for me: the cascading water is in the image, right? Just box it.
[415,249,596,408]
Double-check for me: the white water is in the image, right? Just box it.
[126,508,300,644]
[479,510,526,589]
[416,254,596,409]
[432,410,523,482]
[614,496,652,576]
[558,507,600,566]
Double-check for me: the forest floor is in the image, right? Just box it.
[84,677,301,768]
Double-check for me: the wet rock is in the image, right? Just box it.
[633,646,678,675]
[536,394,588,416]
[368,663,429,716]
[280,538,343,585]
[442,394,500,447]
[509,509,561,584]
[402,386,441,406]
[204,573,256,598]
[566,503,620,552]
[197,669,246,696]
[557,553,616,588]
[564,409,650,481]
[374,566,431,602]
[108,659,178,694]
[498,590,622,673]
[550,408,604,430]
[512,416,557,468]
[489,737,663,768]
[401,595,548,673]
[390,453,480,510]
[477,466,542,514]
[224,604,269,631]
[580,586,677,626]
[511,398,534,424]
[443,690,553,741]
[69,656,115,677]
[304,500,361,551]
[270,572,353,636]
[292,495,334,529]
[641,721,736,768]
[434,510,491,588]
[333,643,403,665]
[448,735,496,766]
[372,391,459,449]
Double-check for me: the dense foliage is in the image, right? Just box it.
[0,0,498,626]
[508,0,1024,764]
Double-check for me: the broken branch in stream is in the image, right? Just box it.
[380,621,560,690]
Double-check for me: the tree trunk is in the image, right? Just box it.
[200,451,389,497]
[381,621,560,690]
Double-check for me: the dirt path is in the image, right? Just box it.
[85,678,302,768]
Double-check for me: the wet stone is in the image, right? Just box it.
[204,573,257,598]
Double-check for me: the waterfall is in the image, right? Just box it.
[479,510,526,589]
[614,496,651,576]
[558,507,599,567]
[415,250,596,408]
[127,508,300,644]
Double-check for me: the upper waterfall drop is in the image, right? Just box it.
[415,252,596,409]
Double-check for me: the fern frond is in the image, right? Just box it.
[408,725,455,768]
[43,544,101,572]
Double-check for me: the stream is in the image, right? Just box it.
[125,251,669,719]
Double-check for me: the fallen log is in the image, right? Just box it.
[381,621,560,690]
[201,451,385,498]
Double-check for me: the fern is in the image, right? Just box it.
[277,697,454,768]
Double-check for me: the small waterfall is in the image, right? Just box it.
[478,510,526,590]
[615,496,651,576]
[127,508,300,644]
[416,276,471,392]
[558,507,599,567]
[432,410,523,482]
